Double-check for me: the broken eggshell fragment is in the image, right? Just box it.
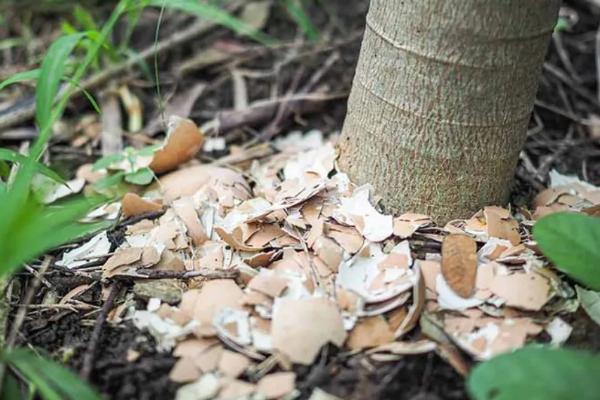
[149,116,205,174]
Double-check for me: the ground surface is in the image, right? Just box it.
[3,0,600,399]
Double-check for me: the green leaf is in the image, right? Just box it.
[92,171,126,191]
[137,143,162,157]
[281,0,319,42]
[1,372,22,400]
[124,167,154,185]
[0,149,65,183]
[533,212,600,290]
[468,346,600,400]
[148,0,278,46]
[0,194,107,277]
[577,286,600,326]
[73,5,99,31]
[93,153,126,171]
[0,0,131,277]
[35,33,87,131]
[554,17,569,33]
[4,348,101,400]
[0,69,40,91]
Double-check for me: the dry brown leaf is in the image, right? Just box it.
[149,116,204,174]
[272,297,346,365]
[441,234,477,298]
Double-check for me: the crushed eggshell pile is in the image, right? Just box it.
[53,122,600,400]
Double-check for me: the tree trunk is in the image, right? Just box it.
[338,0,560,222]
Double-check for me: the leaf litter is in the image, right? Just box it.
[46,116,600,399]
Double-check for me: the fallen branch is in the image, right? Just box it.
[261,52,341,141]
[202,91,346,137]
[0,257,52,393]
[80,281,121,381]
[135,268,239,280]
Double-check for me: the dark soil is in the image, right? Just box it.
[5,0,600,399]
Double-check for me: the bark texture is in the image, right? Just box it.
[338,0,560,222]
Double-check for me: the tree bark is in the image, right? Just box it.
[338,0,560,222]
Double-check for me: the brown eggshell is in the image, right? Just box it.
[441,234,477,298]
[157,165,250,202]
[121,192,162,218]
[149,116,204,174]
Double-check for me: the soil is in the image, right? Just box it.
[5,0,600,399]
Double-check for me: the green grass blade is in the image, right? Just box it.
[74,5,99,31]
[30,0,132,160]
[148,0,278,46]
[281,0,319,41]
[35,33,87,131]
[0,69,40,91]
[0,149,65,183]
[1,371,23,400]
[0,199,109,276]
[4,348,102,400]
